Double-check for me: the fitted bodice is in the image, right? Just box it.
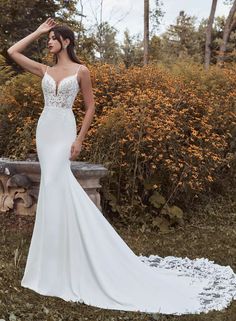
[41,65,82,109]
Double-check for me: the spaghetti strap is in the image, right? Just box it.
[75,64,83,83]
[76,64,83,75]
[44,65,49,75]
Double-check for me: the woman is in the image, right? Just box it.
[7,18,236,315]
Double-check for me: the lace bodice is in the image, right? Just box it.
[42,65,82,109]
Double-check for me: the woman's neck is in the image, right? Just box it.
[55,52,73,67]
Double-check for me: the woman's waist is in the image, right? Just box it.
[43,105,74,114]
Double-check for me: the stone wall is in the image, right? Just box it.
[0,157,108,216]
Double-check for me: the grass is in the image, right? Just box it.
[0,189,235,321]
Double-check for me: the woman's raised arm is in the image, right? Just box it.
[7,18,57,77]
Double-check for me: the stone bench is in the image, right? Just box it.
[0,157,108,216]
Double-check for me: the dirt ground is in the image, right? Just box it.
[0,190,235,321]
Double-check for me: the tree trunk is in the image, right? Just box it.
[144,0,149,65]
[217,0,236,65]
[204,0,218,70]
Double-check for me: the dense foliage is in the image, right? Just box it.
[0,61,235,229]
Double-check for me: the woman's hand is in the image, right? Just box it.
[70,140,83,161]
[36,18,58,35]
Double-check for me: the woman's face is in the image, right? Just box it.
[47,31,65,54]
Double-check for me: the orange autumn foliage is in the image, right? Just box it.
[0,62,235,225]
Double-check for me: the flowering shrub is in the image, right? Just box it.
[0,72,43,158]
[0,62,235,228]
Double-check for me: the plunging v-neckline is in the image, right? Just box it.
[44,71,79,96]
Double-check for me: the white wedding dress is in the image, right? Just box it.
[21,64,236,315]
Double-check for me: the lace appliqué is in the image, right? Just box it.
[139,254,236,315]
[42,73,79,109]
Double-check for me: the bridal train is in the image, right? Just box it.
[20,64,236,315]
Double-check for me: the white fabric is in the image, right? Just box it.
[21,64,236,315]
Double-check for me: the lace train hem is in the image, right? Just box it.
[138,254,236,314]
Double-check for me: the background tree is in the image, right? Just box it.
[150,0,164,35]
[149,34,162,63]
[217,0,236,64]
[1,0,83,70]
[205,0,218,69]
[120,30,143,68]
[93,21,121,64]
[144,0,149,65]
[147,0,164,64]
[159,11,202,63]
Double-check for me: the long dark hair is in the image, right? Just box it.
[48,25,82,65]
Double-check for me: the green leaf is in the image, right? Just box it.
[149,191,166,208]
[168,205,183,219]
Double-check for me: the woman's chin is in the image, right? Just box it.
[49,49,57,54]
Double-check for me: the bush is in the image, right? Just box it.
[1,62,235,228]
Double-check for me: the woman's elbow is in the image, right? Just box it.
[7,48,15,56]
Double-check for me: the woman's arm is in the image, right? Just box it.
[76,66,96,142]
[70,66,96,161]
[7,18,57,77]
